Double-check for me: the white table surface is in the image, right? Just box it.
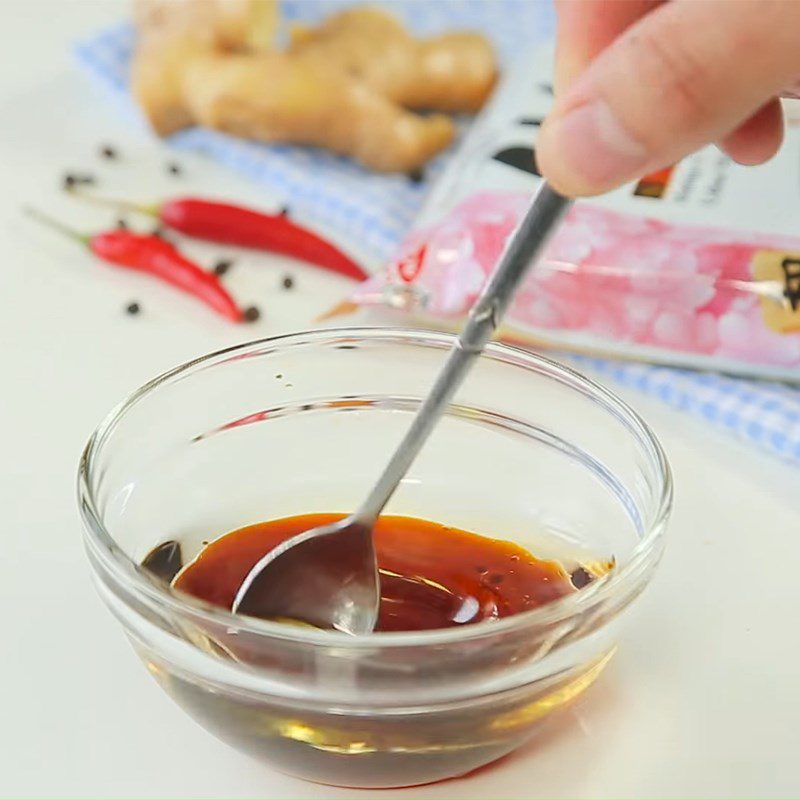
[2,3,799,798]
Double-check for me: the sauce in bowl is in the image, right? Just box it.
[170,514,584,631]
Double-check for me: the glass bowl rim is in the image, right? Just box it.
[78,326,673,649]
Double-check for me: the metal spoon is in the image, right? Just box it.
[232,183,572,634]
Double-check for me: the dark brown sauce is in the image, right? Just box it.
[173,514,578,632]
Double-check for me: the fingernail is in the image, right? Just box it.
[550,100,649,188]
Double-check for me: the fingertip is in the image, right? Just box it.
[537,100,650,197]
[536,118,591,197]
[719,99,785,165]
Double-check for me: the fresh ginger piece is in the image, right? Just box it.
[288,6,497,113]
[132,33,203,135]
[134,0,278,52]
[132,1,453,170]
[132,0,278,135]
[182,51,455,172]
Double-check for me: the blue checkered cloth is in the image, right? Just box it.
[574,358,800,465]
[75,1,800,467]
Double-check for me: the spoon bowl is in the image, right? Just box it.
[232,516,379,634]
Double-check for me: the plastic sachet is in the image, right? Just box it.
[333,192,800,381]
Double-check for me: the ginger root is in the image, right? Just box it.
[131,0,457,171]
[183,52,454,172]
[132,0,278,135]
[132,33,201,135]
[289,6,497,113]
[132,37,455,171]
[134,0,277,52]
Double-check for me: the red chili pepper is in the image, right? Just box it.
[25,208,244,322]
[75,194,369,281]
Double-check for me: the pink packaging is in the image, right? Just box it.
[342,192,800,381]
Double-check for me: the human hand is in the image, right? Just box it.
[537,0,800,197]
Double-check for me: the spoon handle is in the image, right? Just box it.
[357,182,572,524]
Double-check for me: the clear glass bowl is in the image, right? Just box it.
[79,328,672,788]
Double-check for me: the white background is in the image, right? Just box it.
[1,2,799,798]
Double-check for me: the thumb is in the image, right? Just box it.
[538,0,800,197]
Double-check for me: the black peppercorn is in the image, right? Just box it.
[62,172,95,191]
[141,540,183,583]
[167,162,182,176]
[213,259,233,276]
[281,274,295,290]
[100,144,117,159]
[243,305,261,322]
[570,567,594,589]
[126,302,141,316]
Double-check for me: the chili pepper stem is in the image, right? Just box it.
[24,206,91,246]
[68,191,160,219]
